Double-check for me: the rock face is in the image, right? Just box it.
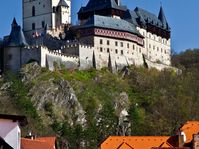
[20,62,86,126]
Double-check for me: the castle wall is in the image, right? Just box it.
[79,44,94,70]
[40,46,79,71]
[145,58,179,72]
[137,27,171,65]
[92,36,144,69]
[4,47,22,72]
[21,47,41,65]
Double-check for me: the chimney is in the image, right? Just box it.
[25,132,36,140]
[193,134,199,149]
[178,135,184,147]
[115,0,120,6]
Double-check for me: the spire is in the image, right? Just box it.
[158,6,168,29]
[8,18,28,47]
[12,18,18,27]
[58,0,69,8]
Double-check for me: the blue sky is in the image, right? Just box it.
[0,0,199,52]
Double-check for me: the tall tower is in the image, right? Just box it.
[23,0,71,36]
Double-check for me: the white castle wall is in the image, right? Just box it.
[137,27,171,65]
[79,44,94,70]
[145,58,179,72]
[40,46,79,71]
[92,36,144,69]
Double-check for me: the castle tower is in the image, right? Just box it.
[23,0,71,36]
[4,18,28,72]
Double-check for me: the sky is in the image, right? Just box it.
[0,0,199,53]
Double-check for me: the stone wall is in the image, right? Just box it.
[40,46,79,71]
[145,57,179,72]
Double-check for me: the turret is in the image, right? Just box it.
[158,6,170,30]
[4,18,28,72]
[56,0,71,26]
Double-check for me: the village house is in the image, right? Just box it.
[0,114,27,149]
[101,121,199,149]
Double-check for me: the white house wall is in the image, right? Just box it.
[0,119,21,149]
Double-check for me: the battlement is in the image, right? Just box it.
[61,41,94,50]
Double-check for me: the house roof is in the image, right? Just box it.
[21,137,56,149]
[79,15,141,36]
[101,136,177,149]
[57,0,69,7]
[78,0,127,14]
[0,114,28,126]
[6,18,28,47]
[179,121,199,143]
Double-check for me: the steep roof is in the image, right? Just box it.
[21,137,56,149]
[79,15,141,36]
[7,18,28,47]
[101,136,177,149]
[122,9,138,26]
[134,7,170,30]
[57,0,69,7]
[78,0,127,14]
[158,6,169,29]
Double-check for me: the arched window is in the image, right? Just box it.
[32,6,35,16]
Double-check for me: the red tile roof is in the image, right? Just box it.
[100,136,176,149]
[21,137,56,149]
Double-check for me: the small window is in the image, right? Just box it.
[120,42,123,47]
[115,49,118,54]
[107,48,110,53]
[32,6,35,16]
[139,48,141,53]
[42,21,45,28]
[107,40,110,45]
[100,47,103,52]
[115,41,118,46]
[127,43,129,48]
[121,50,124,55]
[149,44,151,49]
[32,23,35,30]
[133,45,135,50]
[100,39,103,44]
[8,54,12,60]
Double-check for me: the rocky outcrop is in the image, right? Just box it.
[20,63,86,126]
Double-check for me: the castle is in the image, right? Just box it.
[0,0,173,73]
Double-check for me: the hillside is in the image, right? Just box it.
[0,49,199,149]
